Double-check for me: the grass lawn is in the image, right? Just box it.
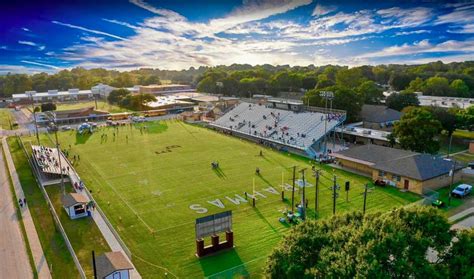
[31,120,420,278]
[7,137,80,279]
[453,130,474,140]
[45,184,110,277]
[452,151,474,164]
[434,185,465,212]
[0,109,14,130]
[55,100,130,113]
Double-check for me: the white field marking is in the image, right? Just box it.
[134,255,178,278]
[80,155,155,233]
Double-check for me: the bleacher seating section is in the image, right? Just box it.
[211,102,345,157]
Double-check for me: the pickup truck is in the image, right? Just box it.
[451,184,472,198]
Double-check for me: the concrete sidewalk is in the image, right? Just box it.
[2,137,51,279]
[0,139,33,278]
[61,149,142,278]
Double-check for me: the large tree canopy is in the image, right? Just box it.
[392,108,442,154]
[266,206,472,279]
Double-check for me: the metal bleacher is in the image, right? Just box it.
[211,102,345,157]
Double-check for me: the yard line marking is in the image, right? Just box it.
[134,255,178,278]
[205,255,268,278]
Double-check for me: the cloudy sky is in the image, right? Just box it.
[1,0,474,73]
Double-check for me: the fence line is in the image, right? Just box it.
[17,136,87,279]
[44,127,133,259]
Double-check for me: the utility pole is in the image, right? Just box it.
[319,91,334,156]
[363,183,368,214]
[53,124,65,195]
[92,251,97,279]
[291,166,296,212]
[29,92,40,145]
[448,161,456,206]
[332,175,337,215]
[300,168,307,220]
[447,134,453,158]
[314,169,320,217]
[281,171,285,201]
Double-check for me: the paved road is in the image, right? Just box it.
[2,138,52,278]
[0,139,33,278]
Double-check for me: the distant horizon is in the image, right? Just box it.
[1,0,474,74]
[3,60,474,76]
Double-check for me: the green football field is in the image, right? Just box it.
[32,120,419,278]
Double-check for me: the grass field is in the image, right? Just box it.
[7,138,80,278]
[55,100,130,113]
[0,109,14,129]
[32,120,419,278]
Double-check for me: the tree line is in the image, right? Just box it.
[266,206,473,279]
[0,67,208,97]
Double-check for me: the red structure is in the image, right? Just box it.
[195,211,234,257]
[196,231,234,257]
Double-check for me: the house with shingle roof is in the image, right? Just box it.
[360,105,403,131]
[96,251,134,279]
[332,144,463,194]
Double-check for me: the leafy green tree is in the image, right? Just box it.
[440,229,474,279]
[356,80,383,104]
[389,72,413,91]
[266,206,456,279]
[385,92,420,111]
[315,74,334,89]
[304,86,363,122]
[40,103,57,112]
[426,106,457,137]
[407,77,425,92]
[107,88,131,104]
[393,108,442,153]
[335,68,364,88]
[450,79,469,97]
[424,76,452,96]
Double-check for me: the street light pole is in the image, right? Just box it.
[300,168,307,220]
[314,169,319,217]
[319,91,334,156]
[448,160,456,206]
[29,92,40,144]
[363,183,368,214]
[52,123,65,195]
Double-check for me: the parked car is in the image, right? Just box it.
[61,126,72,131]
[451,184,472,198]
[374,179,387,187]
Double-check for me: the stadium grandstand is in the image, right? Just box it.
[210,101,346,158]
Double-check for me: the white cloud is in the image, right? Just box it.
[394,30,431,36]
[52,20,128,41]
[38,46,46,51]
[448,23,474,34]
[44,2,473,71]
[18,40,37,46]
[209,0,312,31]
[357,39,474,58]
[22,27,30,32]
[435,3,474,25]
[21,60,59,69]
[102,18,139,30]
[312,4,337,17]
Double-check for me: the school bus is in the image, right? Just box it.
[143,109,167,117]
[107,112,131,121]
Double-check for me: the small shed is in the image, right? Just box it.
[96,251,134,279]
[62,193,89,219]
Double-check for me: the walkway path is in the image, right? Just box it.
[0,138,33,278]
[61,150,142,279]
[2,137,51,279]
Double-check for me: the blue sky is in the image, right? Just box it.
[1,0,474,73]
